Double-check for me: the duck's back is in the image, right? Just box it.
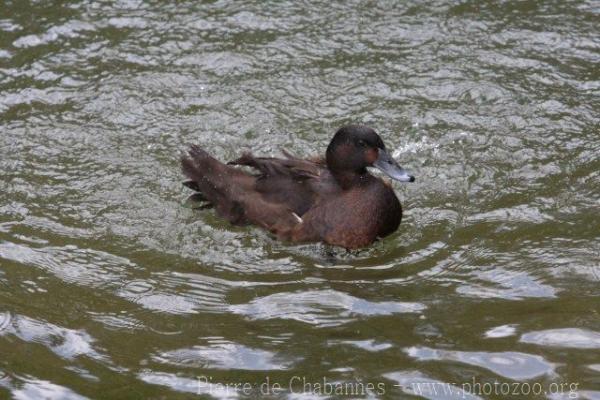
[228,151,341,216]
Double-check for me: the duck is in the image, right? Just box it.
[181,124,415,249]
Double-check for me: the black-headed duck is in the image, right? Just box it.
[181,125,415,249]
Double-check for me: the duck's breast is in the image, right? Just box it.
[292,179,402,248]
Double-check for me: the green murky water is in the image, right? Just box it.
[1,1,599,399]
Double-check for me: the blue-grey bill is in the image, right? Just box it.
[373,149,415,182]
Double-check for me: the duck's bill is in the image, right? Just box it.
[373,149,415,182]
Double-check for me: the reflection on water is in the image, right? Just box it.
[1,0,599,398]
[484,324,518,339]
[138,371,239,399]
[152,340,294,370]
[384,371,482,400]
[405,346,555,380]
[520,328,600,350]
[230,289,426,327]
[0,312,108,364]
[6,377,88,400]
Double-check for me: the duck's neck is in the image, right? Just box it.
[331,169,370,190]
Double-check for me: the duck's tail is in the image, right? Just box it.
[180,145,302,234]
[181,145,250,224]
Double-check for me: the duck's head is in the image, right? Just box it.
[326,125,415,182]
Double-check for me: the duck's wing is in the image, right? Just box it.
[227,151,329,216]
[228,150,324,181]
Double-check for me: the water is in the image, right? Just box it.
[0,1,599,398]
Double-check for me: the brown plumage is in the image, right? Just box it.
[180,125,415,249]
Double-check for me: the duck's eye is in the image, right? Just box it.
[357,139,367,147]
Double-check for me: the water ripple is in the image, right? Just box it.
[152,341,294,370]
[456,267,557,300]
[230,289,426,327]
[484,324,518,339]
[329,339,393,352]
[0,313,110,365]
[520,328,600,349]
[384,371,482,400]
[11,377,88,400]
[138,371,238,398]
[405,346,555,380]
[0,242,136,289]
[12,20,96,48]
